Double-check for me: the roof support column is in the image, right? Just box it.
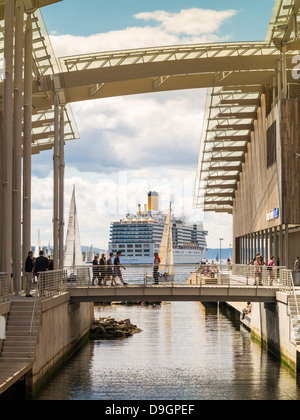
[274,227,278,266]
[261,230,264,260]
[279,225,283,267]
[285,224,289,268]
[270,228,273,259]
[282,49,287,99]
[248,235,251,262]
[265,229,269,263]
[1,0,15,275]
[59,106,65,269]
[255,233,258,257]
[0,113,2,271]
[278,59,282,102]
[23,13,33,278]
[12,0,24,295]
[53,93,60,270]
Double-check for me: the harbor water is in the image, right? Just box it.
[35,302,300,400]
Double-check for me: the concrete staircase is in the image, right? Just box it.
[1,300,40,359]
[0,299,41,394]
[288,295,300,345]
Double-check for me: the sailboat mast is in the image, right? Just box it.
[64,186,83,267]
[168,203,174,276]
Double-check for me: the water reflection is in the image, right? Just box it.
[35,302,300,400]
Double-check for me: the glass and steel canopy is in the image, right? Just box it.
[0,3,79,155]
[0,0,298,175]
[194,0,300,214]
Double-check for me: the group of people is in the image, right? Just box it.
[196,261,219,278]
[24,250,52,298]
[91,251,128,286]
[247,253,276,286]
[91,251,162,286]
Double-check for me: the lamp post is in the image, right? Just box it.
[219,238,223,268]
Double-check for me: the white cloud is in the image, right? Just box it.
[50,8,237,57]
[135,8,237,36]
[32,7,236,252]
[67,90,205,172]
[50,27,230,58]
[31,163,232,250]
[31,166,210,250]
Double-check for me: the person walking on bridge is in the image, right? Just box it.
[34,250,50,297]
[114,251,128,286]
[99,253,107,286]
[153,252,160,284]
[105,252,116,286]
[24,251,34,298]
[92,254,100,286]
[34,250,49,275]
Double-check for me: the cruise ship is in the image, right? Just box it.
[108,192,208,265]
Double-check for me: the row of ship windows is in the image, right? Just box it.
[111,247,205,252]
[125,254,150,257]
[110,232,203,239]
[111,230,204,235]
[111,243,206,247]
[112,245,151,249]
[119,251,203,257]
[111,230,204,236]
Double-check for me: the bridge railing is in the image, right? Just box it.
[280,269,293,294]
[0,273,9,303]
[64,264,284,288]
[37,270,68,301]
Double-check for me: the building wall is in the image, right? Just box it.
[233,97,300,266]
[287,230,300,279]
[228,293,299,372]
[233,95,282,239]
[281,99,300,224]
[250,294,298,371]
[31,294,94,395]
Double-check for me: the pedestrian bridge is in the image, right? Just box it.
[68,284,279,304]
[0,265,297,397]
[63,264,290,304]
[1,265,293,306]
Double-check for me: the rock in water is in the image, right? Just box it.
[90,317,142,340]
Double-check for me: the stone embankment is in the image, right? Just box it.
[90,317,142,340]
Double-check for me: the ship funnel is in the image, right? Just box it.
[148,191,159,212]
[144,204,147,216]
[138,204,142,216]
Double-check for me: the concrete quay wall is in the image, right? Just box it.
[31,294,94,395]
[227,293,300,372]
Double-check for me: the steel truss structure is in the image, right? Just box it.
[194,0,300,214]
[0,7,78,154]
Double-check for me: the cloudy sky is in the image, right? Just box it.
[32,0,275,251]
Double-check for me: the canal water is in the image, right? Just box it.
[35,302,300,400]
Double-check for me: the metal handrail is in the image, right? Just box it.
[28,270,67,358]
[38,270,67,300]
[29,277,40,358]
[290,270,300,319]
